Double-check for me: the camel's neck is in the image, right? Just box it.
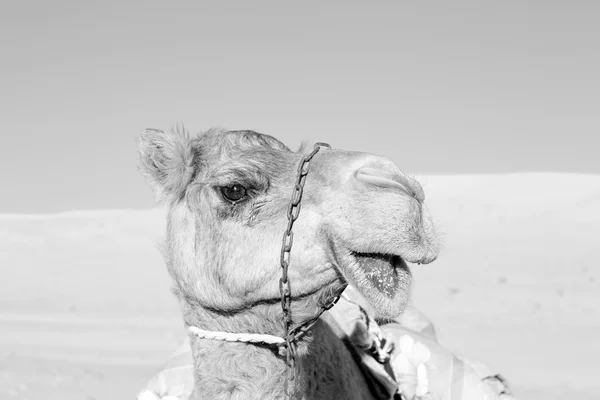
[184,310,374,400]
[186,317,293,399]
[180,297,315,400]
[177,283,373,400]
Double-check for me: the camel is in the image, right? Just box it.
[138,127,440,400]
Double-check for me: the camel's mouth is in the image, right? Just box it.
[351,253,409,297]
[329,248,414,318]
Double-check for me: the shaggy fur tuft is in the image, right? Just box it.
[138,127,196,203]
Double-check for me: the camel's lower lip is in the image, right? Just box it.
[351,253,408,296]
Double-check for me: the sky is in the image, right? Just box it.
[0,1,598,213]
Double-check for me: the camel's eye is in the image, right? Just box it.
[221,184,247,202]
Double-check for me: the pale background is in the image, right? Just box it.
[0,0,598,213]
[0,1,598,400]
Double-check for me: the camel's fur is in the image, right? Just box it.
[138,127,439,399]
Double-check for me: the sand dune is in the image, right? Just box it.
[1,173,599,399]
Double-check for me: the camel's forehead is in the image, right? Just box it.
[194,129,290,159]
[190,128,299,185]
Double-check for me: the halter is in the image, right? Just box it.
[188,142,338,399]
[277,142,340,397]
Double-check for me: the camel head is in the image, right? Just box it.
[138,127,439,322]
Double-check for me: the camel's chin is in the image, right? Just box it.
[337,252,412,319]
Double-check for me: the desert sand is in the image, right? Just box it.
[1,173,598,400]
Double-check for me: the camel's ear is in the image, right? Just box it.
[138,128,196,203]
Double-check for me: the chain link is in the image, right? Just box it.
[279,142,343,399]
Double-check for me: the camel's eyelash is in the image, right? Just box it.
[209,171,269,192]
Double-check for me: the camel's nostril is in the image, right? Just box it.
[355,167,425,202]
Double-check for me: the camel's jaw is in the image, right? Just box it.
[330,248,415,319]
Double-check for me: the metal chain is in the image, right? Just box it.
[279,142,342,399]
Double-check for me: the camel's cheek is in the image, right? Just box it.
[164,204,223,306]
